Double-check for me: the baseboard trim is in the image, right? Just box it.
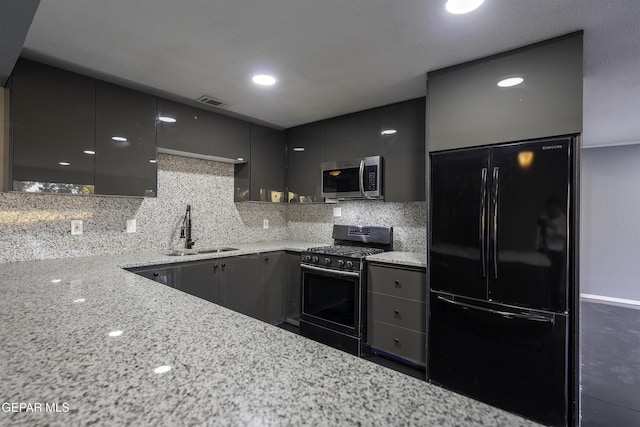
[580,293,640,308]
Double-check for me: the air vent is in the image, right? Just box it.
[195,95,227,108]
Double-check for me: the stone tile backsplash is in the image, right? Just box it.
[0,154,426,263]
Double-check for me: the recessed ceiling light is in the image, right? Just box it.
[237,157,244,161]
[84,150,96,155]
[58,162,70,166]
[158,116,177,123]
[293,147,305,152]
[381,129,397,135]
[497,77,524,88]
[108,330,123,337]
[153,365,172,374]
[149,159,157,164]
[112,136,128,142]
[252,74,277,86]
[445,0,485,14]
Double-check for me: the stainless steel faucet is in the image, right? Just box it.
[180,205,195,249]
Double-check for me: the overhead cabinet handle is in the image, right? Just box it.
[436,295,555,324]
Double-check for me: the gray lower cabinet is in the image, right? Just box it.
[262,252,286,324]
[367,263,427,366]
[174,260,219,304]
[219,254,263,318]
[284,252,302,324]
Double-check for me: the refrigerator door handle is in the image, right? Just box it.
[479,168,488,277]
[436,295,555,325]
[491,167,500,278]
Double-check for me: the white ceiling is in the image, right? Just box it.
[20,0,640,146]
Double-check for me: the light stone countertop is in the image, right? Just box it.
[0,241,539,426]
[367,251,427,268]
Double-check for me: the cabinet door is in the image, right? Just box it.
[249,124,285,202]
[95,81,157,197]
[210,114,250,161]
[286,123,325,202]
[220,254,263,319]
[262,252,286,324]
[11,59,95,193]
[324,108,382,161]
[156,98,213,155]
[285,253,302,323]
[174,260,219,303]
[380,98,426,202]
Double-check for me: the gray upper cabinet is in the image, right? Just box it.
[95,81,157,197]
[11,59,96,193]
[210,114,250,161]
[248,124,285,202]
[380,98,425,202]
[324,107,383,161]
[286,122,325,202]
[427,33,582,152]
[156,98,214,155]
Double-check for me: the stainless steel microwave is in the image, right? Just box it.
[321,156,383,200]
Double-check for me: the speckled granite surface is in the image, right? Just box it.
[367,251,427,268]
[0,249,540,426]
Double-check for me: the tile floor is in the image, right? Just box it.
[580,301,640,426]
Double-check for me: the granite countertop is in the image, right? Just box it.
[367,251,427,268]
[0,241,538,426]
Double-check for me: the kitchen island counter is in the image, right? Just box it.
[0,244,538,426]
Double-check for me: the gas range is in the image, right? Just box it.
[301,245,385,272]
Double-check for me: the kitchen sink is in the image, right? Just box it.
[163,247,239,256]
[196,247,239,254]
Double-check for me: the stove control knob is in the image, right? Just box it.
[346,261,354,269]
[312,256,319,264]
[303,255,311,262]
[324,258,332,265]
[337,259,345,267]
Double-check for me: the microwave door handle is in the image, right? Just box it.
[358,159,366,197]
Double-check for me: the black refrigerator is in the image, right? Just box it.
[427,136,577,426]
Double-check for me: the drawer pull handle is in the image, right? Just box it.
[394,338,400,344]
[394,280,401,287]
[394,309,400,316]
[153,272,159,277]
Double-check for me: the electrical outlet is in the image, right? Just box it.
[333,207,342,217]
[71,220,83,235]
[126,219,136,233]
[263,218,269,229]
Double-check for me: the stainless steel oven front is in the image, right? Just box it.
[300,264,364,355]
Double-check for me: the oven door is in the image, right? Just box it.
[301,264,362,337]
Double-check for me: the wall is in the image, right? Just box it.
[0,153,426,263]
[0,154,288,263]
[288,201,427,253]
[581,144,640,302]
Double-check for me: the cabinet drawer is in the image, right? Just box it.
[367,321,426,366]
[368,265,426,301]
[367,293,426,333]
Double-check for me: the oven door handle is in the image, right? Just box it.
[301,263,361,278]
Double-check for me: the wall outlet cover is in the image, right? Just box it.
[333,207,342,217]
[263,218,269,229]
[71,220,83,235]
[126,219,136,233]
